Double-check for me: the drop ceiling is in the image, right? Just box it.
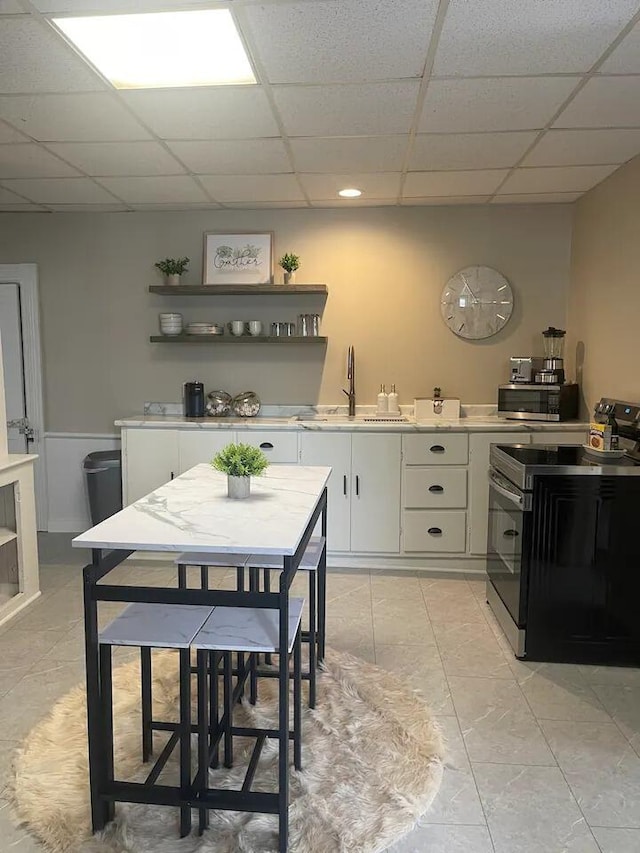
[0,0,639,211]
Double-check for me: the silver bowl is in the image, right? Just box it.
[232,391,261,418]
[206,390,232,417]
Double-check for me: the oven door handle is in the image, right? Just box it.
[489,470,531,511]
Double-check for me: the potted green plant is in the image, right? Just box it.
[279,252,300,284]
[212,442,269,499]
[155,257,190,286]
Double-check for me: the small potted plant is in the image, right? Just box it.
[212,442,269,499]
[155,257,190,286]
[279,252,300,284]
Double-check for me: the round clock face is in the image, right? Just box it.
[441,265,514,340]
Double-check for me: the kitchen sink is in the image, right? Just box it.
[295,414,410,424]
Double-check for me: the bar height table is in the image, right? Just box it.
[72,464,330,850]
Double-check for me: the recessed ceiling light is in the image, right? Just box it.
[53,10,256,89]
[338,188,362,198]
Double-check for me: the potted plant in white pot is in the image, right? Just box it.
[212,442,269,499]
[279,252,300,284]
[155,256,190,286]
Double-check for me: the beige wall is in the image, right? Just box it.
[568,155,640,416]
[0,204,572,434]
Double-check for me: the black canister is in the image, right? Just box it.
[184,381,205,418]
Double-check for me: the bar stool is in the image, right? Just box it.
[191,597,305,839]
[246,536,326,708]
[99,601,214,837]
[174,551,249,591]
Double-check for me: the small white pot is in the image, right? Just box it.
[166,273,181,286]
[283,271,296,284]
[227,475,250,499]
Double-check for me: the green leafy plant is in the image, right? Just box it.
[279,252,300,273]
[212,443,269,478]
[155,257,189,276]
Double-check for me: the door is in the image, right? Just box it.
[0,284,29,454]
[123,429,179,504]
[299,432,351,552]
[351,433,401,553]
[178,430,236,474]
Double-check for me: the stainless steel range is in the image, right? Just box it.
[486,398,640,664]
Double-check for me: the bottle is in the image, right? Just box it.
[388,383,400,414]
[606,409,619,450]
[377,384,388,414]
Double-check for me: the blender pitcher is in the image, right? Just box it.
[540,327,566,384]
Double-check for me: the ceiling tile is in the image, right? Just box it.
[401,196,488,205]
[0,18,105,93]
[0,204,47,211]
[46,141,185,176]
[129,202,222,211]
[0,143,80,178]
[409,132,537,170]
[311,198,398,208]
[500,164,618,194]
[555,77,640,128]
[167,139,291,174]
[291,136,407,172]
[0,120,29,144]
[404,169,508,196]
[491,192,582,204]
[600,21,640,73]
[96,176,209,204]
[434,0,639,76]
[0,177,119,203]
[274,81,421,137]
[198,174,304,203]
[523,129,640,166]
[32,0,220,10]
[0,2,26,13]
[420,78,578,134]
[0,185,31,203]
[224,201,309,209]
[47,203,129,211]
[0,94,151,141]
[299,172,401,200]
[244,0,438,84]
[122,88,279,140]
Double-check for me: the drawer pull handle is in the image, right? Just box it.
[356,474,360,497]
[428,485,444,493]
[343,474,347,496]
[259,442,274,449]
[430,444,445,453]
[503,529,519,538]
[428,527,442,536]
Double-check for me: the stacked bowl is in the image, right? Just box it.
[159,313,183,335]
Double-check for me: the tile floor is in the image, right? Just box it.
[1,537,640,852]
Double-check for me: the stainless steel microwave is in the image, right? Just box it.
[497,383,579,421]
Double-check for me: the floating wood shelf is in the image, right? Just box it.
[150,335,327,345]
[0,527,17,549]
[149,284,328,296]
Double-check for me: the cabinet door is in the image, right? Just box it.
[468,432,530,555]
[299,432,351,552]
[123,429,179,504]
[530,431,585,446]
[351,433,401,553]
[178,430,236,474]
[238,430,298,463]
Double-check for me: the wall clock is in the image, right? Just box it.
[440,265,514,340]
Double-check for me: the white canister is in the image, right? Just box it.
[159,313,183,335]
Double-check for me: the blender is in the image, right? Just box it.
[536,327,566,384]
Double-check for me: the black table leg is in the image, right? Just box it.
[278,564,290,852]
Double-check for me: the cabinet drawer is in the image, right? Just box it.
[238,431,298,463]
[403,433,469,465]
[404,468,467,508]
[403,510,467,553]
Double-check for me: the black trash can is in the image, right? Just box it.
[83,450,122,525]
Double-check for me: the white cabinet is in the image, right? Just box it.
[531,430,585,446]
[178,430,235,474]
[403,433,469,466]
[123,428,179,504]
[239,431,298,463]
[351,433,401,553]
[299,432,401,553]
[468,432,530,556]
[299,432,351,552]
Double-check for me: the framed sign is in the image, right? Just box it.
[203,231,273,285]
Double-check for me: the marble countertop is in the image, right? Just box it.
[115,413,588,433]
[73,463,331,556]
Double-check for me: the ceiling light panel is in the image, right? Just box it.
[244,0,438,85]
[433,0,640,76]
[0,17,105,93]
[420,77,579,133]
[53,10,255,89]
[274,81,421,137]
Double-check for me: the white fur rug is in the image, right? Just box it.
[11,649,444,853]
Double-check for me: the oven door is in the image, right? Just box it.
[498,385,556,421]
[487,468,532,628]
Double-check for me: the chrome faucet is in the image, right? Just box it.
[343,345,356,417]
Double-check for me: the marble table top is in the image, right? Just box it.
[72,463,331,556]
